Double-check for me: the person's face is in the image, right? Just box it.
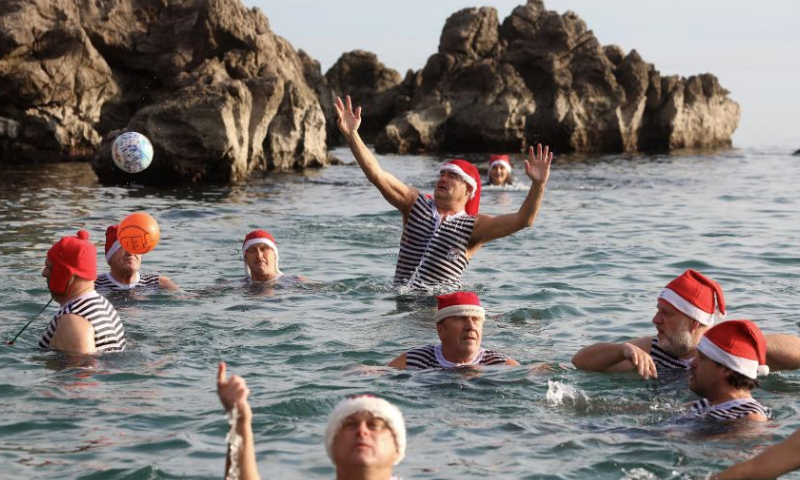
[434,171,471,205]
[245,243,277,279]
[489,164,509,185]
[689,350,725,397]
[41,258,53,291]
[332,412,398,469]
[437,315,484,355]
[109,247,141,276]
[652,299,696,357]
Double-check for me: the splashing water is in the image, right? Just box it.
[225,406,242,480]
[546,380,590,409]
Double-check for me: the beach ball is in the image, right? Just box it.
[118,212,160,255]
[112,132,154,173]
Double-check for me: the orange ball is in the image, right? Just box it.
[118,212,160,255]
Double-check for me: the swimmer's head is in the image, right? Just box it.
[105,225,141,276]
[325,394,406,467]
[657,269,726,326]
[242,229,281,281]
[488,154,512,186]
[44,230,97,297]
[438,160,481,215]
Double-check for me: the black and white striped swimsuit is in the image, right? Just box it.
[687,398,771,420]
[95,272,160,295]
[651,335,692,375]
[393,195,476,291]
[405,344,508,370]
[39,291,127,352]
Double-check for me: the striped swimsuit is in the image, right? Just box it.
[393,195,476,291]
[39,291,127,352]
[405,344,509,370]
[687,398,771,420]
[95,272,160,295]
[650,335,692,375]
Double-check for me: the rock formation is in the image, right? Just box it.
[325,0,739,154]
[0,0,330,184]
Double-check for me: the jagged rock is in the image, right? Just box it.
[1,0,330,184]
[364,0,739,154]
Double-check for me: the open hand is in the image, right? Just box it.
[622,343,658,379]
[525,143,553,185]
[334,95,362,138]
[217,362,253,423]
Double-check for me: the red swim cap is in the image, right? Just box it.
[46,230,97,295]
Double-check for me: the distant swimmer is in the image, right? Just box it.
[242,229,282,283]
[711,427,800,479]
[485,154,515,186]
[95,225,179,295]
[685,320,770,422]
[218,362,407,480]
[38,230,126,354]
[335,95,553,292]
[388,291,519,370]
[571,269,800,379]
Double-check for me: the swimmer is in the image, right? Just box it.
[388,291,519,369]
[485,154,515,186]
[218,362,407,480]
[242,229,282,283]
[711,427,800,479]
[571,269,800,379]
[335,95,553,292]
[38,230,126,354]
[685,320,769,421]
[95,225,179,294]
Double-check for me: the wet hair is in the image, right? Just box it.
[724,368,760,391]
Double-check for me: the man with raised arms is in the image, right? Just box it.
[334,96,553,291]
[685,320,770,421]
[96,224,179,295]
[218,362,407,480]
[571,269,800,379]
[388,291,519,370]
[39,230,126,354]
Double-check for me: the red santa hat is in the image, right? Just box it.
[658,269,726,326]
[325,394,406,465]
[104,225,123,263]
[242,229,281,278]
[433,291,485,323]
[697,320,769,379]
[46,230,97,295]
[489,154,512,173]
[439,159,481,215]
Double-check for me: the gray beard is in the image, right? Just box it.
[661,330,695,358]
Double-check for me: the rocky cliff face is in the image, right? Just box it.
[325,0,739,154]
[0,0,330,184]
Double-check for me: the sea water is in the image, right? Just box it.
[1,146,799,479]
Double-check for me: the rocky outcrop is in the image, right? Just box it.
[0,0,330,184]
[344,0,739,154]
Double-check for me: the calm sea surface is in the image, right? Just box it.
[1,146,799,480]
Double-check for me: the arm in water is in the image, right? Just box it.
[764,333,800,371]
[571,335,657,379]
[334,95,418,219]
[217,362,260,480]
[468,144,552,253]
[712,427,800,479]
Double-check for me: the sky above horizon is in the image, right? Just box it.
[247,0,800,149]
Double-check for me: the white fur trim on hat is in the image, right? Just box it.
[697,336,765,379]
[242,238,281,279]
[324,395,406,465]
[489,159,512,172]
[440,163,477,199]
[105,240,122,263]
[659,287,725,326]
[433,304,486,323]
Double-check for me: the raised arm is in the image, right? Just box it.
[334,96,418,216]
[217,362,260,480]
[712,428,800,480]
[764,333,800,371]
[468,144,552,250]
[571,336,657,379]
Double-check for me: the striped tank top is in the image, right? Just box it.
[95,272,160,295]
[39,291,127,352]
[405,344,508,370]
[650,335,692,374]
[687,398,771,420]
[393,195,476,291]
